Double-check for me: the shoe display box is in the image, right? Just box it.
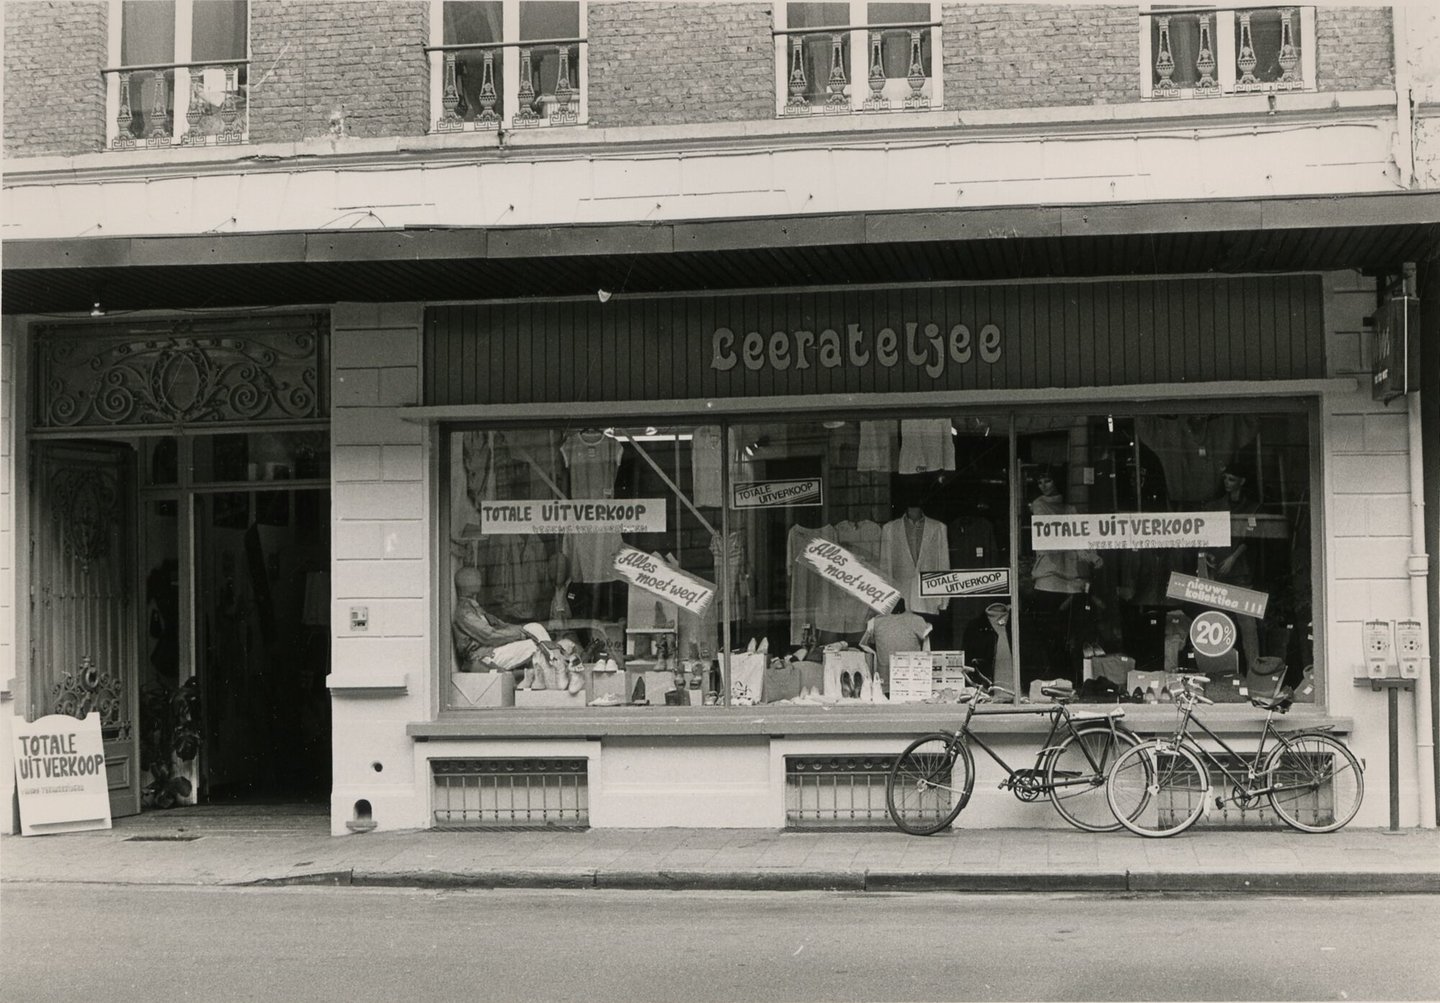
[516,687,586,708]
[450,670,516,708]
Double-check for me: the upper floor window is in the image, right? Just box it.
[1140,5,1315,100]
[106,0,250,150]
[774,1,941,116]
[429,0,587,132]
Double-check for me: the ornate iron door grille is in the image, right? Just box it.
[33,315,327,431]
[785,755,897,829]
[431,758,589,829]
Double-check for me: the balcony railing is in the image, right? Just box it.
[776,20,938,117]
[103,58,249,149]
[426,37,584,132]
[1144,5,1309,99]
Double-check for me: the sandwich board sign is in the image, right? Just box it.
[13,712,112,835]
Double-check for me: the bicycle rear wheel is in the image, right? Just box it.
[886,733,974,835]
[1106,740,1210,837]
[1045,725,1142,832]
[1264,732,1364,833]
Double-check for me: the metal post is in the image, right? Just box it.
[1390,685,1401,832]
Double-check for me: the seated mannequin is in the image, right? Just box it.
[452,566,578,692]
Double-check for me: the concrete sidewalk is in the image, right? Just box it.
[3,810,1437,894]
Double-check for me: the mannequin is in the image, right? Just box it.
[879,502,950,617]
[1023,467,1100,684]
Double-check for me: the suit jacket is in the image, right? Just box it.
[879,516,950,615]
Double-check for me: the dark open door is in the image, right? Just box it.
[29,441,142,818]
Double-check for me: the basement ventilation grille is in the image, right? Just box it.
[431,757,589,828]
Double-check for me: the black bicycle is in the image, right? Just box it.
[1105,673,1364,837]
[885,672,1143,835]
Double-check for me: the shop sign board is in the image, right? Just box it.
[1165,572,1268,619]
[426,276,1325,406]
[798,539,901,613]
[1372,294,1421,402]
[1189,611,1238,658]
[1032,512,1229,551]
[921,568,1010,597]
[13,712,112,836]
[612,547,716,615]
[889,652,935,703]
[480,499,666,535]
[732,479,823,509]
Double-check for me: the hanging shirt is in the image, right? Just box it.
[788,523,835,643]
[691,425,724,508]
[857,420,899,472]
[560,431,624,583]
[1134,415,1259,506]
[898,419,956,475]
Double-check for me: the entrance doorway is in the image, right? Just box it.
[138,434,332,806]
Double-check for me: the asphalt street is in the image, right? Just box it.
[2,884,1435,1002]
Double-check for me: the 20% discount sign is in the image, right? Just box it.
[1189,610,1238,658]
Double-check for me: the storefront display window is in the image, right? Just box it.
[441,406,1314,711]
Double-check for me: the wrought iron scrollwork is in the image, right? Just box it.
[36,321,323,430]
[51,655,125,731]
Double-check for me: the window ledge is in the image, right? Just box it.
[409,704,1349,740]
[329,669,408,694]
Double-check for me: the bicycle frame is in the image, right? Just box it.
[1159,694,1326,806]
[954,698,1129,795]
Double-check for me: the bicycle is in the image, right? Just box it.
[1105,672,1364,837]
[885,672,1143,835]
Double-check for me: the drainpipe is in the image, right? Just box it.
[1394,6,1415,188]
[1409,389,1437,828]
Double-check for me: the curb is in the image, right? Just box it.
[234,869,1440,894]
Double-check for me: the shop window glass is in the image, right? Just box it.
[192,432,330,484]
[441,407,1313,711]
[1016,411,1313,705]
[445,424,722,710]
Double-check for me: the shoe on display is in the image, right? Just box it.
[520,666,535,690]
[746,637,758,653]
[605,657,620,674]
[859,675,872,701]
[632,676,647,703]
[567,670,585,695]
[839,671,851,698]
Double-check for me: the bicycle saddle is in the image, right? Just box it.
[1039,684,1076,702]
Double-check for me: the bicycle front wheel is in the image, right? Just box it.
[1264,732,1364,833]
[1106,740,1210,837]
[1046,725,1142,832]
[886,733,974,836]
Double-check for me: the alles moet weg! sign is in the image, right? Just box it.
[13,712,112,836]
[612,547,716,616]
[799,539,901,613]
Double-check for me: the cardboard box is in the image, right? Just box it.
[450,670,515,708]
[586,664,628,703]
[625,670,677,704]
[515,687,586,708]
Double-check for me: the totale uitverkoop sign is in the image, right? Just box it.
[13,712,112,836]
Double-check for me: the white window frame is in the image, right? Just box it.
[773,0,944,117]
[428,0,588,132]
[1139,4,1316,100]
[105,0,252,148]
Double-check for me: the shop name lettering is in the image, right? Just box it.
[14,733,104,781]
[711,322,1003,376]
[614,551,712,608]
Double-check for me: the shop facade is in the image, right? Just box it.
[319,264,1421,833]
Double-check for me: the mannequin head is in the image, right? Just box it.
[454,565,484,599]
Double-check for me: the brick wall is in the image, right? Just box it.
[943,4,1137,111]
[247,0,429,143]
[586,2,773,127]
[1315,6,1393,93]
[3,1,108,158]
